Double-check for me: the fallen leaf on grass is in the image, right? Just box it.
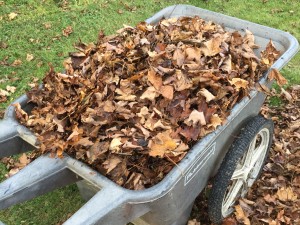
[6,85,16,93]
[26,53,34,61]
[62,26,73,37]
[0,89,10,97]
[8,12,18,20]
[11,59,22,66]
[44,22,52,29]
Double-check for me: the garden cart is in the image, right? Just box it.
[0,4,298,225]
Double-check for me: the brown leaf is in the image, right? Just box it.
[187,219,200,225]
[276,187,297,202]
[268,69,287,86]
[201,37,222,56]
[109,137,123,152]
[209,114,222,129]
[11,59,22,66]
[19,153,30,167]
[185,109,206,126]
[281,88,293,102]
[62,26,73,37]
[160,85,174,100]
[147,68,162,90]
[103,156,122,174]
[229,78,249,91]
[148,130,177,158]
[6,85,16,93]
[234,205,251,225]
[8,12,18,20]
[140,86,159,101]
[198,88,216,102]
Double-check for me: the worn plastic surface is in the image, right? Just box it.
[0,4,298,225]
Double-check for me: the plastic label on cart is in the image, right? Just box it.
[184,142,216,186]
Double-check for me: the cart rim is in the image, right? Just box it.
[221,128,270,217]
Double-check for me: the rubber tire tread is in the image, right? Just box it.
[208,115,274,224]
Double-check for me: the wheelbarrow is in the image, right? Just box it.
[0,4,298,225]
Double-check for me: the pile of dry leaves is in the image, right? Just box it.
[15,16,282,189]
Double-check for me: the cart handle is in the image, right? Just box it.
[0,118,38,157]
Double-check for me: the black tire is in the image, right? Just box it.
[208,115,274,224]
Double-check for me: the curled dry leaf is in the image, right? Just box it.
[26,53,34,61]
[268,68,287,86]
[229,78,249,91]
[199,88,216,102]
[8,12,18,20]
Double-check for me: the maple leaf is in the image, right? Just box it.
[0,89,10,96]
[11,59,22,66]
[209,114,222,129]
[243,30,259,49]
[148,130,178,158]
[268,68,287,86]
[18,153,30,167]
[13,103,28,122]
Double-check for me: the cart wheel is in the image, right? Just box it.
[208,115,274,224]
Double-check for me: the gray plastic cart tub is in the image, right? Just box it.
[0,4,298,225]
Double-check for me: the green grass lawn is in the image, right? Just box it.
[0,0,299,224]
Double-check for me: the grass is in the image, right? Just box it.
[0,0,299,224]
